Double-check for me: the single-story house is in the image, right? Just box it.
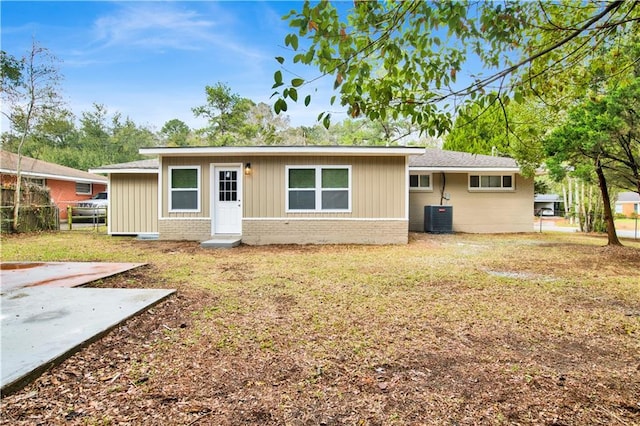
[408,149,534,233]
[91,146,534,244]
[615,192,640,217]
[0,151,108,220]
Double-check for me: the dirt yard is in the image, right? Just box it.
[1,232,639,425]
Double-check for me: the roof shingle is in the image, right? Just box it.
[0,151,107,183]
[409,148,518,169]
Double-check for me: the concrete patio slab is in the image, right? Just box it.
[0,261,175,396]
[0,262,146,292]
[1,286,175,396]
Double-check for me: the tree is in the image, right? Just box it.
[273,1,638,133]
[444,102,510,155]
[161,119,192,147]
[192,83,255,146]
[444,98,559,176]
[0,42,62,232]
[543,78,640,246]
[244,102,289,145]
[592,79,640,195]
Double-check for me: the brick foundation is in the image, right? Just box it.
[158,219,211,241]
[242,219,408,245]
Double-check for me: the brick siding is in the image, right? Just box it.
[158,219,211,241]
[242,219,408,245]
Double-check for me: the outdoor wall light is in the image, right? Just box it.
[244,163,252,176]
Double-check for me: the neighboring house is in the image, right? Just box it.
[615,192,640,217]
[408,149,534,233]
[0,151,108,220]
[534,194,563,216]
[92,146,535,244]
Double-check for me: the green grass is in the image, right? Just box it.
[1,231,639,425]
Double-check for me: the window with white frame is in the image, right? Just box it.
[169,166,200,211]
[469,174,514,190]
[287,166,351,212]
[409,173,432,190]
[27,178,46,188]
[75,182,92,194]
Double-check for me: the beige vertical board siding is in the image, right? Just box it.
[409,172,534,233]
[241,155,406,219]
[161,156,218,218]
[156,154,408,243]
[110,173,158,234]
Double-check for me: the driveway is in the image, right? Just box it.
[534,220,639,239]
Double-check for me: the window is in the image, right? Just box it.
[409,173,432,190]
[469,174,514,190]
[23,178,45,188]
[218,170,238,202]
[169,166,200,211]
[76,182,92,194]
[287,166,351,212]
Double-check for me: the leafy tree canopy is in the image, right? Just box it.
[161,119,192,147]
[192,82,256,146]
[273,1,639,134]
[545,77,640,194]
[443,102,509,155]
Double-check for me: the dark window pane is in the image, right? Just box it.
[470,175,479,187]
[409,175,418,187]
[322,168,348,188]
[503,175,513,188]
[172,169,197,189]
[488,176,501,187]
[172,190,197,210]
[289,169,316,188]
[322,190,348,209]
[289,190,315,209]
[76,182,91,194]
[420,175,430,187]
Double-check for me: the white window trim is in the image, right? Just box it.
[75,182,92,195]
[168,165,201,212]
[468,173,515,191]
[409,172,433,191]
[285,165,352,213]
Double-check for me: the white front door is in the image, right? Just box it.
[213,166,242,234]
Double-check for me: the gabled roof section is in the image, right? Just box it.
[139,145,423,157]
[409,148,520,172]
[89,159,160,174]
[0,151,108,184]
[617,191,640,202]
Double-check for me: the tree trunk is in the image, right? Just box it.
[562,184,568,218]
[12,135,29,232]
[595,158,622,246]
[567,178,574,224]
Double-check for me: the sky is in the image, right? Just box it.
[1,1,341,132]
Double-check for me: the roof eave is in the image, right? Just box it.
[139,146,424,157]
[0,169,108,183]
[89,168,159,174]
[409,166,521,173]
